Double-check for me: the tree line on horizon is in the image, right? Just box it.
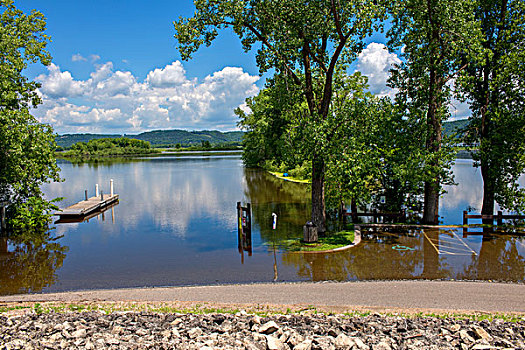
[55,130,245,149]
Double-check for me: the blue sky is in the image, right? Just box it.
[18,0,467,134]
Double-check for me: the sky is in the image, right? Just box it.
[18,0,469,135]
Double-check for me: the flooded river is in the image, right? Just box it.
[0,156,523,295]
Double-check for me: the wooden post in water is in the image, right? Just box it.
[110,179,114,196]
[100,190,104,201]
[497,211,503,226]
[85,190,88,201]
[303,221,318,243]
[95,184,99,197]
[463,211,468,226]
[237,202,243,237]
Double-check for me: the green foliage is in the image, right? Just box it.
[0,1,61,234]
[237,74,304,168]
[7,197,60,236]
[0,0,51,110]
[457,0,525,214]
[201,140,211,150]
[324,94,426,214]
[61,137,155,159]
[387,0,483,223]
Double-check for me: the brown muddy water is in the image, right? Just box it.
[0,156,523,295]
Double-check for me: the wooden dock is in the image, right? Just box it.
[56,194,119,217]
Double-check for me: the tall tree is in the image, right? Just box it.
[174,0,385,232]
[388,0,481,224]
[0,0,60,229]
[458,0,525,215]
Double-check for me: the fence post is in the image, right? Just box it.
[497,211,503,226]
[373,209,377,224]
[463,211,468,226]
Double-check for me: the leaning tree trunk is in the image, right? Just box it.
[422,65,442,225]
[311,154,326,233]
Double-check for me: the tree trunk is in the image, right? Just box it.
[311,154,326,233]
[423,180,440,224]
[481,163,495,223]
[422,64,442,225]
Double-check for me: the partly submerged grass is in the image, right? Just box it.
[275,230,355,252]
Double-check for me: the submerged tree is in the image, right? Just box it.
[174,0,385,232]
[458,0,525,215]
[0,0,60,232]
[387,0,482,224]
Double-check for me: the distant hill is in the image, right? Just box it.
[55,134,122,148]
[56,129,244,148]
[443,119,469,138]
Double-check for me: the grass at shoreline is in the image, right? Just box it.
[274,230,355,252]
[1,301,522,322]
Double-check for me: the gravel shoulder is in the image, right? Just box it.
[2,281,524,349]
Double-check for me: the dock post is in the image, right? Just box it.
[497,211,503,226]
[95,184,99,197]
[110,179,114,196]
[463,211,468,226]
[85,190,88,201]
[100,190,104,201]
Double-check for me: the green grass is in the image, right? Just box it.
[277,230,355,252]
[1,302,523,322]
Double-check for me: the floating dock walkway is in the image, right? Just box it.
[57,194,119,217]
[55,180,119,219]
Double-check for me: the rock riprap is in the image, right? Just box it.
[0,311,523,349]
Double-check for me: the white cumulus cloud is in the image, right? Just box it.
[355,42,401,97]
[33,60,260,133]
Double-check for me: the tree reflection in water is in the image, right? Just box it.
[281,229,449,281]
[0,231,68,295]
[244,168,525,283]
[459,233,525,282]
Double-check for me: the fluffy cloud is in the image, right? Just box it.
[37,63,85,98]
[355,42,401,97]
[355,43,471,119]
[33,60,260,133]
[146,61,188,88]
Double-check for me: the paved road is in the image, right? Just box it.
[2,281,524,314]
